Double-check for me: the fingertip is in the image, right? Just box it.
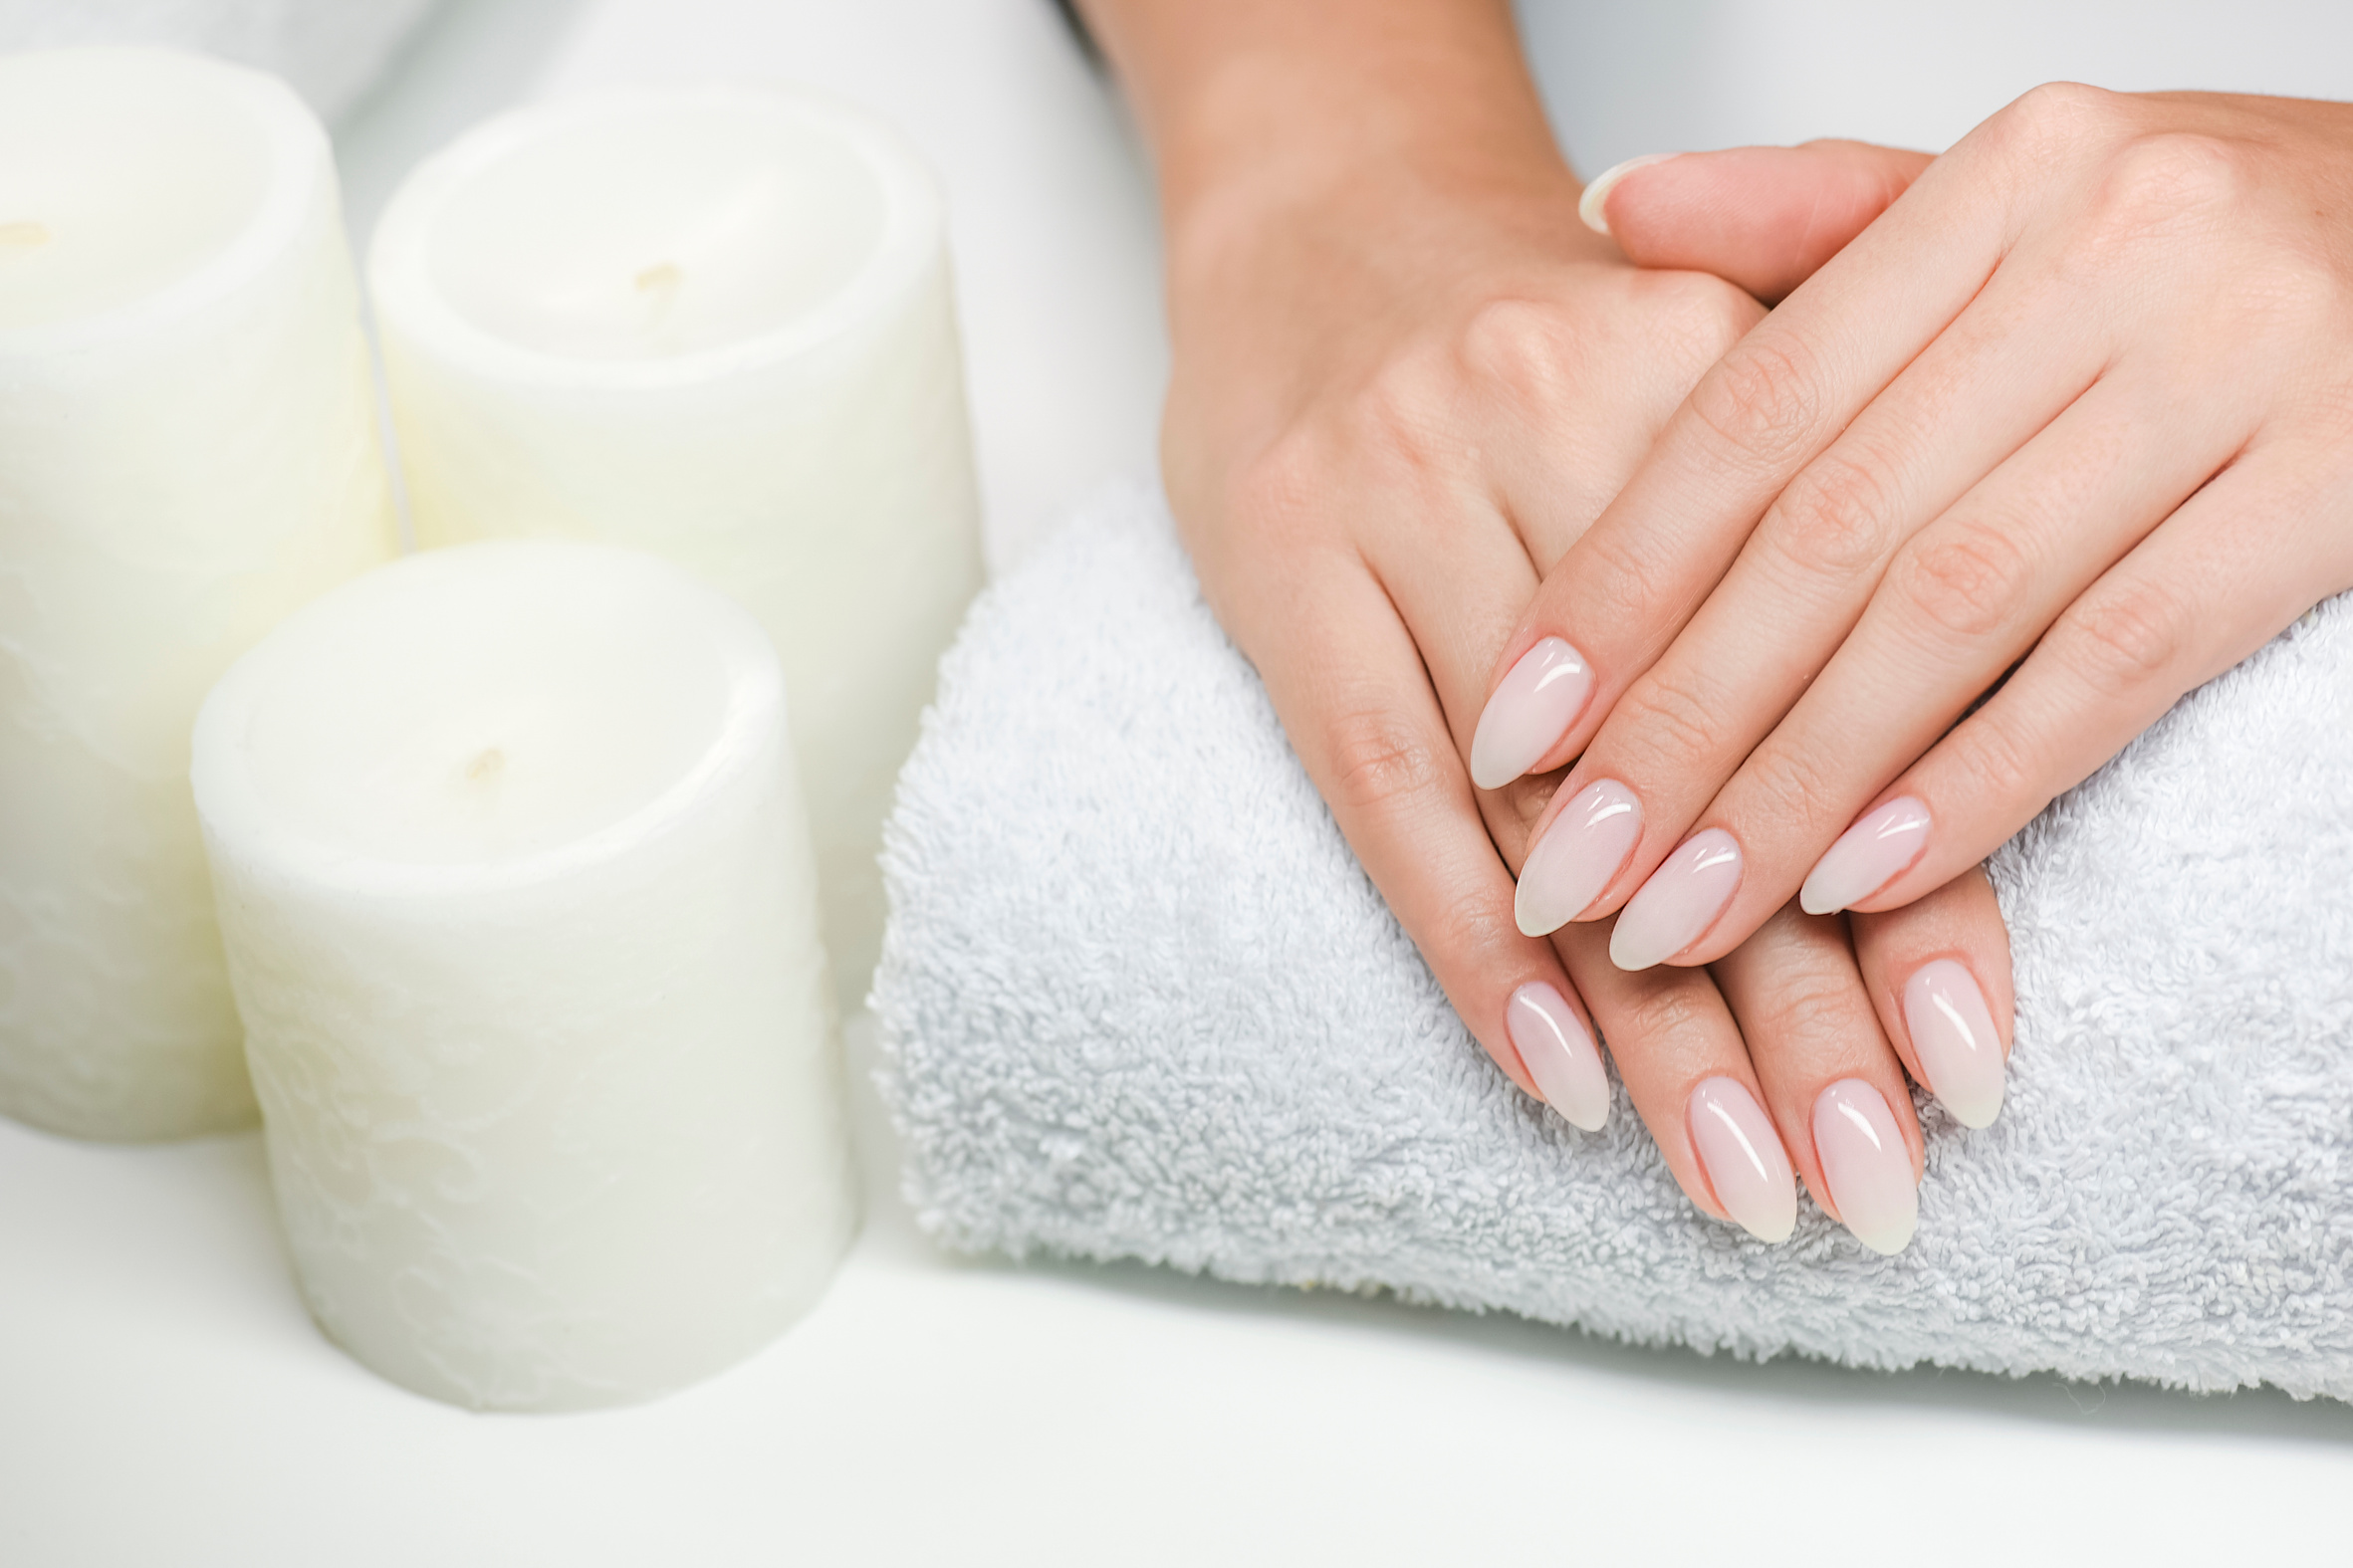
[1506,980,1611,1131]
[1577,152,1681,236]
[1903,958,2007,1130]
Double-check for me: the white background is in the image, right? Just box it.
[6,2,2352,1562]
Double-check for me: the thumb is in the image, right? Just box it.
[1580,140,1937,304]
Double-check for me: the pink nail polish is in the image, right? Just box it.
[1515,781,1642,936]
[1469,637,1592,790]
[1507,982,1609,1132]
[1608,828,1742,971]
[1812,1080,1917,1255]
[1904,960,2005,1129]
[1799,796,1932,915]
[1686,1077,1796,1242]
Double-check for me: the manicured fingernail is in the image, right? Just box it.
[1507,982,1609,1132]
[1576,152,1680,235]
[1904,959,2005,1129]
[1470,637,1592,790]
[1812,1080,1918,1255]
[1799,795,1932,915]
[1515,780,1641,936]
[1608,828,1742,971]
[1687,1077,1796,1242]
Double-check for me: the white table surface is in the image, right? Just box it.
[7,3,2352,1562]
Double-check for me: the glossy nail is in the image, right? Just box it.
[1507,982,1609,1132]
[1469,637,1592,790]
[1799,795,1932,915]
[1812,1080,1918,1255]
[1609,828,1742,971]
[1905,960,2005,1129]
[1686,1077,1796,1242]
[1576,152,1681,236]
[1515,781,1642,936]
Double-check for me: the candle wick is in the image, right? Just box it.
[0,221,48,252]
[466,747,505,783]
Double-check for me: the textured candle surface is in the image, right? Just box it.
[0,48,396,1141]
[192,541,852,1411]
[368,87,984,1005]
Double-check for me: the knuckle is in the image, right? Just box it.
[2061,577,2191,690]
[1765,448,1901,579]
[2082,133,2249,249]
[1957,703,2044,809]
[1686,333,1824,469]
[1741,748,1846,834]
[1419,882,1522,975]
[1639,268,1765,360]
[1893,520,2037,641]
[1993,81,2127,151]
[1219,432,1325,554]
[1612,666,1728,777]
[1612,979,1714,1047]
[1458,296,1573,396]
[1347,358,1459,479]
[1574,515,1676,623]
[1321,706,1446,824]
[2105,132,2248,216]
[1747,966,1866,1053]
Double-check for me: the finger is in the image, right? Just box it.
[1833,445,2353,913]
[1850,867,2014,1130]
[1587,141,1937,304]
[1465,277,1765,793]
[1552,919,1798,1243]
[1234,556,1609,1123]
[1511,251,2111,945]
[1623,366,2240,966]
[1370,486,1543,754]
[1710,904,1924,1255]
[1471,121,2023,797]
[1474,276,1766,576]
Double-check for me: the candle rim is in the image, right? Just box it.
[366,83,946,390]
[0,46,332,359]
[190,540,791,901]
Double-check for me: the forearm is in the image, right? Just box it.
[1071,0,1588,264]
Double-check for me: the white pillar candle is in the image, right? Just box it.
[191,540,852,1412]
[0,47,396,1141]
[367,87,986,1005]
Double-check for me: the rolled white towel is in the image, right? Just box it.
[0,0,441,121]
[874,480,2353,1400]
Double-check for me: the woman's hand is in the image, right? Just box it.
[1486,89,2353,983]
[1079,0,2017,1250]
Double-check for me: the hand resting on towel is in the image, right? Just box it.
[1073,0,2016,1251]
[1493,96,2353,980]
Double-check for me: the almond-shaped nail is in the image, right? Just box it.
[1686,1077,1795,1242]
[1507,982,1609,1132]
[1904,960,2005,1129]
[1799,796,1931,915]
[1515,781,1641,936]
[1576,152,1680,235]
[1469,637,1592,790]
[1609,828,1742,972]
[1812,1080,1918,1255]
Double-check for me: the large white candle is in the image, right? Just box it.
[191,540,852,1411]
[368,87,986,1004]
[0,47,396,1141]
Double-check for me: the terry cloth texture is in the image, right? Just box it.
[873,481,2353,1400]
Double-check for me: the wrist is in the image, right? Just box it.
[1164,108,1609,336]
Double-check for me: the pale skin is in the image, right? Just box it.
[1489,93,2353,976]
[1074,0,2020,1249]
